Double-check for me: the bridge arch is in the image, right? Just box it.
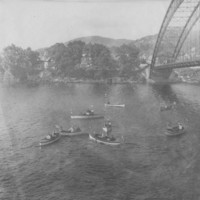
[150,0,200,79]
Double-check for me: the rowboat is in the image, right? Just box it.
[71,114,104,119]
[60,129,83,136]
[104,104,125,108]
[89,134,120,146]
[165,126,185,136]
[39,132,61,146]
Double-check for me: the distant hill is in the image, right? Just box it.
[66,35,157,60]
[133,34,157,60]
[38,35,158,62]
[66,35,135,47]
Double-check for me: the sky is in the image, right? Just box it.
[0,0,170,50]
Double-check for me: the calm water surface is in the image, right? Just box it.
[0,83,200,200]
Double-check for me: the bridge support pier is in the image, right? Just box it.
[148,68,173,83]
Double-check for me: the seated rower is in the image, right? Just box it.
[68,125,81,132]
[104,121,112,131]
[85,109,94,116]
[52,131,56,137]
[105,120,112,128]
[168,123,184,131]
[178,123,184,130]
[68,126,74,133]
[102,126,108,133]
[102,122,112,137]
[46,135,51,139]
[76,126,81,132]
[106,135,115,141]
[101,131,106,137]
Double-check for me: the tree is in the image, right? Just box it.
[46,43,67,77]
[45,41,86,77]
[24,47,41,77]
[65,41,86,76]
[115,44,140,78]
[1,44,41,82]
[89,44,117,79]
[0,55,4,74]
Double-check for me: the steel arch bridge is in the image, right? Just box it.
[150,0,200,79]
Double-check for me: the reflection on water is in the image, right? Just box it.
[152,84,180,105]
[0,83,200,199]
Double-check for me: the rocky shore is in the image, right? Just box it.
[174,68,200,84]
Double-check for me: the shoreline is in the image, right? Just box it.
[1,76,200,87]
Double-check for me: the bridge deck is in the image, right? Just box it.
[155,60,200,70]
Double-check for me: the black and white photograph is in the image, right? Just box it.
[1,0,200,199]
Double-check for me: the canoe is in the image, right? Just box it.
[71,114,104,119]
[165,127,185,136]
[105,104,125,108]
[39,132,61,146]
[89,134,120,146]
[60,129,83,136]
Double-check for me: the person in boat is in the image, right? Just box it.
[161,104,171,110]
[178,123,184,130]
[73,125,81,132]
[102,120,112,137]
[75,126,81,132]
[167,122,183,131]
[52,131,58,137]
[46,135,51,140]
[47,131,56,139]
[106,120,112,126]
[105,120,112,130]
[172,123,184,131]
[85,108,94,116]
[55,125,63,132]
[68,125,81,132]
[68,126,75,133]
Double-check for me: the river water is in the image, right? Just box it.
[0,82,200,200]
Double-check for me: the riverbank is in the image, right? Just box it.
[2,70,200,87]
[1,76,143,87]
[174,68,200,84]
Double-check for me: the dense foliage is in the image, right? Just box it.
[1,44,41,82]
[42,41,140,80]
[0,41,141,83]
[115,44,140,78]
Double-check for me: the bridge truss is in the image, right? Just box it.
[151,0,200,76]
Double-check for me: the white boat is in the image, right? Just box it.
[89,134,120,146]
[71,114,104,119]
[39,132,61,146]
[104,103,125,108]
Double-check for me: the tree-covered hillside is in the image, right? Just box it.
[40,40,141,81]
[0,35,166,84]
